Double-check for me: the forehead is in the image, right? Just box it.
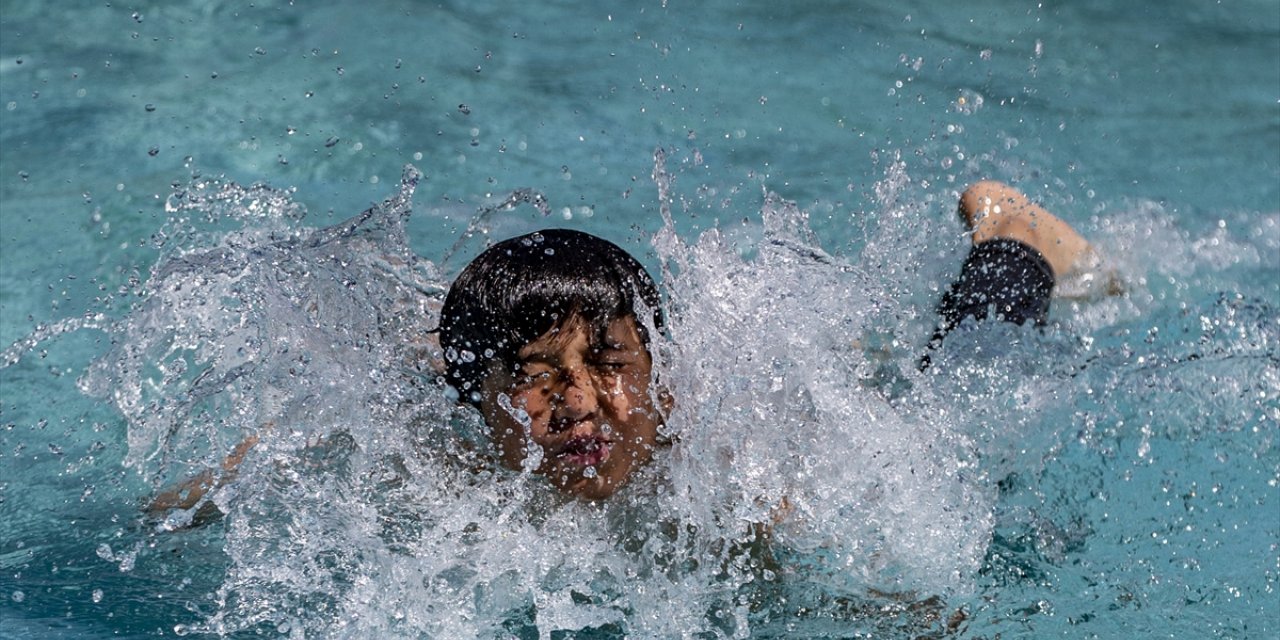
[516,314,648,360]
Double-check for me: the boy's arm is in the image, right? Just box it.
[147,432,261,513]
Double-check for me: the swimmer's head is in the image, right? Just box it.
[439,228,663,404]
[438,229,668,500]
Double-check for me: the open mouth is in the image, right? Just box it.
[555,436,612,467]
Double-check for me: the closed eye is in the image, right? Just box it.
[591,352,639,372]
[514,365,555,387]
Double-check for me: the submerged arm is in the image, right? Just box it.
[147,431,261,514]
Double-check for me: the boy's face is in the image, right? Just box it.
[479,314,665,500]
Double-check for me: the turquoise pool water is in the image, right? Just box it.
[1,1,1277,637]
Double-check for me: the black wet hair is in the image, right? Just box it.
[438,228,663,405]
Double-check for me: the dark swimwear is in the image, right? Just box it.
[923,238,1055,365]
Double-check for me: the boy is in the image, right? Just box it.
[151,180,1102,509]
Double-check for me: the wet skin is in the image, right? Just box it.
[479,315,665,500]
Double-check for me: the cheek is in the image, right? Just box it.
[620,372,657,407]
[506,390,552,436]
[608,375,660,428]
[604,378,633,410]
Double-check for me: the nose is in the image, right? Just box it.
[551,366,599,428]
